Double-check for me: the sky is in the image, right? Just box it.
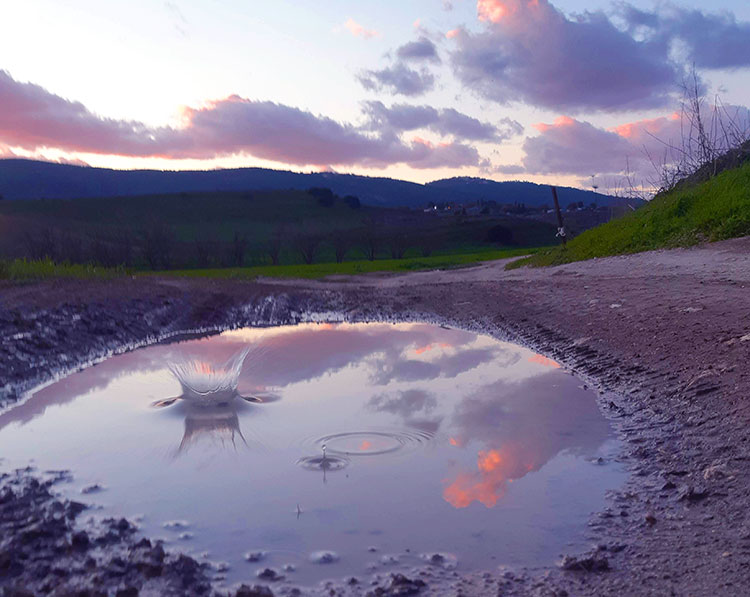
[1,0,750,192]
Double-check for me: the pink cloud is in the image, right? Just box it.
[344,18,379,39]
[0,70,485,170]
[519,104,750,179]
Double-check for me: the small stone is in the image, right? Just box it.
[559,554,610,572]
[256,567,284,581]
[245,550,267,563]
[234,585,274,597]
[309,550,339,564]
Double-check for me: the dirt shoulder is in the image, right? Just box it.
[1,237,750,596]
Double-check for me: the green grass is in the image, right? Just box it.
[151,247,542,280]
[0,258,124,281]
[509,161,750,269]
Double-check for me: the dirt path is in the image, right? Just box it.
[1,237,749,596]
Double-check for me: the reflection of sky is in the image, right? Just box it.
[0,323,622,584]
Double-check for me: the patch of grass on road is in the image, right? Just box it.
[509,161,750,269]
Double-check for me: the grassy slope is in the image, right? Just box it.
[511,161,750,268]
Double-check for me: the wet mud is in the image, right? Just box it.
[1,236,750,595]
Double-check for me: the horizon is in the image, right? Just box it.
[2,0,750,193]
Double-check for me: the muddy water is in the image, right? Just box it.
[0,322,624,586]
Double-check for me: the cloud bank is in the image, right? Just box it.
[0,70,492,170]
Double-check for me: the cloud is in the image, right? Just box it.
[0,70,484,170]
[363,100,521,142]
[451,0,678,112]
[358,62,436,96]
[344,17,379,39]
[517,103,750,178]
[396,36,441,63]
[522,116,634,175]
[618,3,750,70]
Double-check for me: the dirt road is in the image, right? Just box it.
[1,237,749,596]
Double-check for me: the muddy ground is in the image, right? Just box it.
[1,236,749,596]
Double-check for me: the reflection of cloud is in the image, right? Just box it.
[370,343,506,386]
[368,389,437,417]
[368,390,442,434]
[527,354,560,369]
[444,443,533,508]
[443,373,610,508]
[370,359,440,385]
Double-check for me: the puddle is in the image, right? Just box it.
[0,322,625,586]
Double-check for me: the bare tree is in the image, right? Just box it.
[194,235,219,268]
[229,231,249,267]
[142,222,174,270]
[362,217,380,261]
[267,224,285,265]
[388,231,410,259]
[294,226,323,265]
[332,230,352,263]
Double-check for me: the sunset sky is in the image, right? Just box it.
[1,0,749,191]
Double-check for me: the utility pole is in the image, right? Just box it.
[550,186,566,246]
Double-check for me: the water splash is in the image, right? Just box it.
[168,347,251,405]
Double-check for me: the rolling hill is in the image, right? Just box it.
[0,159,632,209]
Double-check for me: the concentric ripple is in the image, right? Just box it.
[314,430,434,457]
[296,454,350,472]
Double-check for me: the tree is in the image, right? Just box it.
[267,224,285,266]
[294,226,323,264]
[343,195,360,209]
[229,231,249,267]
[141,222,174,270]
[308,187,335,207]
[362,217,380,261]
[332,230,352,263]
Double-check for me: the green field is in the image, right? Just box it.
[150,247,541,279]
[0,189,557,270]
[1,247,542,282]
[510,160,750,268]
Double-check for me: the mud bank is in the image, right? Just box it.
[1,236,749,596]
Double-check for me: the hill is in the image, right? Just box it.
[511,160,750,268]
[0,159,631,209]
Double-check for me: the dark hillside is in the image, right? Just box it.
[0,159,631,209]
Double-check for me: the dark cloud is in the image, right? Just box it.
[396,36,441,63]
[363,100,522,142]
[358,62,436,96]
[0,70,484,169]
[451,0,677,112]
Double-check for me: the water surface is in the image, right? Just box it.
[0,322,624,585]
